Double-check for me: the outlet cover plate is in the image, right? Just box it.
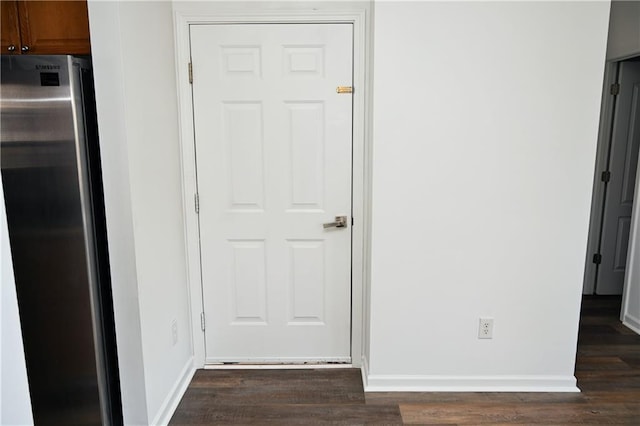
[478,318,493,339]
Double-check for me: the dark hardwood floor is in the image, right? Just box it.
[170,296,640,425]
[170,369,402,425]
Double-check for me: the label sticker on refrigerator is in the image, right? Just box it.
[40,72,60,87]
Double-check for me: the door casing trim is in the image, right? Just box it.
[583,61,619,294]
[173,7,372,368]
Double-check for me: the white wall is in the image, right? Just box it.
[84,1,612,420]
[87,1,194,424]
[87,2,148,423]
[607,0,640,60]
[0,180,33,425]
[366,1,610,391]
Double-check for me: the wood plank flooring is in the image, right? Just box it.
[170,296,640,425]
[170,369,402,425]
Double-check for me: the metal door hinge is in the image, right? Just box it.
[194,193,200,214]
[601,171,611,183]
[610,83,620,96]
[200,312,206,331]
[189,62,193,84]
[593,253,602,264]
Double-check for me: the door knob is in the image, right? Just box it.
[7,45,16,52]
[21,45,29,52]
[323,216,347,229]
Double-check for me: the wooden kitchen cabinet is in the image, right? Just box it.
[1,1,21,53]
[1,1,91,55]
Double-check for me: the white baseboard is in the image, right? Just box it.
[623,313,640,335]
[150,357,196,426]
[363,372,579,392]
[360,356,370,389]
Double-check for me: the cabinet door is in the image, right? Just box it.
[18,1,91,54]
[1,1,20,54]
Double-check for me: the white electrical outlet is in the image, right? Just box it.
[171,319,178,346]
[478,318,493,339]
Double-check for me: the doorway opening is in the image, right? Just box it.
[585,56,640,296]
[583,54,640,331]
[173,8,371,369]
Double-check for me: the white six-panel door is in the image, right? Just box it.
[190,24,353,362]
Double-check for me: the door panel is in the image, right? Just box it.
[1,1,20,54]
[288,102,325,209]
[18,1,91,54]
[223,102,265,209]
[614,217,631,271]
[597,61,640,294]
[288,240,326,324]
[190,24,353,362]
[229,240,268,324]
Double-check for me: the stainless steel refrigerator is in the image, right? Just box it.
[1,55,122,425]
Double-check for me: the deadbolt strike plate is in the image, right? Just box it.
[336,86,353,94]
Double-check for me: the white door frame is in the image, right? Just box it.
[173,8,372,368]
[583,61,619,294]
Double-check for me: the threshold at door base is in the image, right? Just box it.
[204,363,353,370]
